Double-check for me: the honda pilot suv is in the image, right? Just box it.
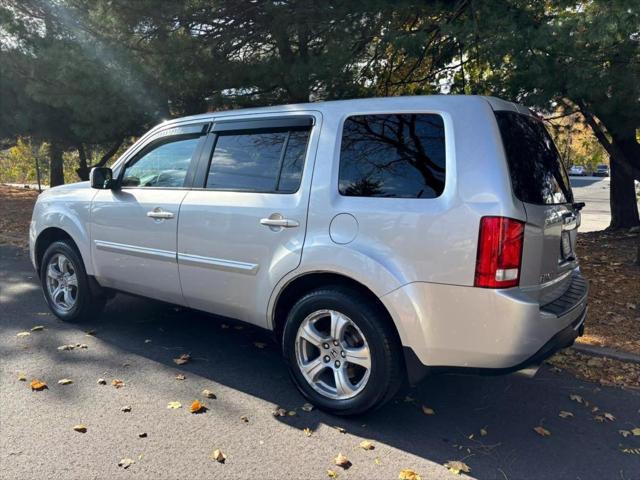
[30,96,588,415]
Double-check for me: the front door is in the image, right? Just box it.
[177,114,318,326]
[90,124,208,304]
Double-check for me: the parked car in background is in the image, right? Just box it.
[29,95,588,415]
[569,165,587,176]
[594,164,610,177]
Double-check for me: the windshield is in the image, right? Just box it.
[495,111,573,205]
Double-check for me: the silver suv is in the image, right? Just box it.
[30,96,588,415]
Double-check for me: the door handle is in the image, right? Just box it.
[147,209,175,220]
[260,217,299,228]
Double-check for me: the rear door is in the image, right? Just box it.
[177,114,319,326]
[494,111,579,304]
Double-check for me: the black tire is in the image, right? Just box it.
[40,240,107,322]
[282,287,404,415]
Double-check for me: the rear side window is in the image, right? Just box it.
[495,111,573,205]
[339,114,446,198]
[206,128,310,193]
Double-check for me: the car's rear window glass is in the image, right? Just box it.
[339,114,446,198]
[206,128,310,193]
[495,111,573,205]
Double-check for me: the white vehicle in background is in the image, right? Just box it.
[30,95,588,415]
[569,165,587,176]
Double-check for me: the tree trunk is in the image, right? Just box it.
[76,144,90,181]
[609,151,640,229]
[49,142,64,187]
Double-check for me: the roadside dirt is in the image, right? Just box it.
[0,185,39,250]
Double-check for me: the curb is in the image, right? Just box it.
[571,343,640,365]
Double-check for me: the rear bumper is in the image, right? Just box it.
[380,268,588,383]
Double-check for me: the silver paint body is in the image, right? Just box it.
[30,95,585,369]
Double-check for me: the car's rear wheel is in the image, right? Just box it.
[283,287,403,415]
[40,240,106,322]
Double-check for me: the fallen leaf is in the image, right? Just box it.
[30,326,45,332]
[175,374,186,380]
[619,430,631,438]
[167,401,182,409]
[190,399,206,413]
[360,440,375,450]
[138,432,147,438]
[334,426,346,434]
[73,424,87,433]
[211,449,226,463]
[287,410,297,416]
[444,461,471,475]
[173,353,191,365]
[111,379,125,388]
[569,394,583,404]
[303,427,312,437]
[201,389,216,399]
[374,457,382,465]
[122,363,130,367]
[327,469,338,478]
[240,415,249,423]
[58,378,73,385]
[78,344,88,349]
[30,379,47,391]
[534,426,551,437]
[480,428,488,436]
[421,405,435,415]
[58,344,74,351]
[399,468,421,480]
[17,372,26,381]
[594,415,605,422]
[272,408,287,417]
[253,341,267,349]
[603,412,616,421]
[121,406,132,413]
[301,403,314,412]
[559,410,574,418]
[334,453,351,469]
[144,339,152,343]
[632,427,640,436]
[621,447,640,455]
[118,458,135,469]
[97,378,107,385]
[16,332,30,338]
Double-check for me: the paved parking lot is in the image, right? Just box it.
[1,245,639,480]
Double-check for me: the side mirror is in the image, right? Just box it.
[90,167,114,189]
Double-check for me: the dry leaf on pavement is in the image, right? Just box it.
[175,374,186,380]
[360,440,375,450]
[421,405,435,415]
[58,344,74,351]
[272,408,287,417]
[334,426,346,433]
[73,424,87,433]
[167,401,182,409]
[253,341,267,349]
[303,427,312,437]
[240,415,249,423]
[201,389,216,399]
[399,468,421,480]
[30,326,45,332]
[620,430,631,438]
[327,470,338,478]
[30,379,47,391]
[16,332,30,338]
[534,426,551,437]
[138,432,147,438]
[301,403,314,412]
[118,458,135,469]
[17,372,26,381]
[374,457,382,465]
[569,394,583,403]
[444,461,471,475]
[559,411,574,418]
[211,449,227,463]
[173,353,191,365]
[334,453,351,469]
[603,412,616,421]
[190,399,206,413]
[632,427,640,436]
[97,378,107,385]
[121,406,132,412]
[111,379,125,388]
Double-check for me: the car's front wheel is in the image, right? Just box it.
[40,240,106,322]
[282,287,403,415]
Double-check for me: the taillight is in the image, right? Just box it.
[474,216,525,288]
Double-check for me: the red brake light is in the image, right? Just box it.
[474,216,525,288]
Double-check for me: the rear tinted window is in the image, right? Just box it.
[339,114,446,198]
[495,111,573,205]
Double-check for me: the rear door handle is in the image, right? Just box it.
[147,209,175,220]
[260,217,299,228]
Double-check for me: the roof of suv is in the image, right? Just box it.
[154,95,535,131]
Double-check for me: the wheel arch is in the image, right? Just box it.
[35,227,84,275]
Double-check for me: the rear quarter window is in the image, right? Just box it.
[495,111,573,205]
[338,113,446,198]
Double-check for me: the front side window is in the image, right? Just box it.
[339,113,446,198]
[122,136,200,188]
[206,128,310,193]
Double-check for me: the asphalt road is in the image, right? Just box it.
[1,245,639,480]
[569,176,613,233]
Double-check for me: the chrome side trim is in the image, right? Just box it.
[178,252,259,275]
[94,240,176,262]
